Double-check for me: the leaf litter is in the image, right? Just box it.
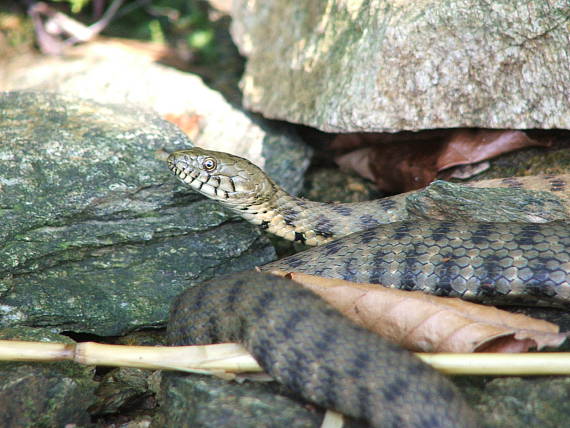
[268,271,567,353]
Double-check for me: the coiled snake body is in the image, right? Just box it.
[167,147,570,427]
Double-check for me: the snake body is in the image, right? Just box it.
[168,148,570,307]
[168,271,477,427]
[167,147,570,426]
[264,219,570,308]
[167,147,404,245]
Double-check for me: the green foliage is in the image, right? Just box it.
[172,4,219,63]
[53,0,91,14]
[187,28,214,50]
[148,19,165,44]
[29,0,222,64]
[0,13,35,53]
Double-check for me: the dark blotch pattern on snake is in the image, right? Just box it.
[168,272,477,428]
[264,219,570,308]
[168,147,570,307]
[166,147,570,426]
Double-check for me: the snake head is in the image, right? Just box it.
[167,147,277,208]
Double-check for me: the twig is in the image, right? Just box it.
[28,0,126,54]
[67,0,125,44]
[420,352,570,375]
[1,340,570,376]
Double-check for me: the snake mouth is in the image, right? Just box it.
[168,156,229,199]
[167,155,198,185]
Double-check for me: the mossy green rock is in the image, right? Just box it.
[154,373,324,428]
[0,327,96,427]
[407,180,569,223]
[90,367,159,417]
[459,376,570,428]
[0,91,276,335]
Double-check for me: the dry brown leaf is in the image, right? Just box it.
[436,129,547,170]
[334,129,549,193]
[447,161,491,179]
[164,113,203,140]
[270,271,567,353]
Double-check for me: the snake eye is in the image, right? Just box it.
[202,157,217,172]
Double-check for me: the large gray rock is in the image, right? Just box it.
[0,40,311,195]
[231,0,570,132]
[0,91,276,335]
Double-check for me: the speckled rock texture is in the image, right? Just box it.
[231,0,570,132]
[0,91,277,335]
[458,376,570,428]
[0,327,96,428]
[154,373,325,428]
[0,40,312,195]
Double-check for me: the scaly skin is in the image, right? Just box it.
[167,148,570,246]
[168,148,570,307]
[263,219,570,308]
[168,272,478,428]
[166,147,569,426]
[167,147,406,245]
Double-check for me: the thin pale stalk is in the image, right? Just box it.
[420,352,570,375]
[1,340,570,376]
[74,342,260,374]
[0,340,75,361]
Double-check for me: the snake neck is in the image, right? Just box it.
[227,188,325,246]
[227,185,404,246]
[167,148,404,245]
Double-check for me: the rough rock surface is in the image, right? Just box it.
[0,327,96,428]
[89,367,159,417]
[0,91,276,335]
[231,0,570,132]
[154,373,324,428]
[0,39,311,195]
[459,376,570,428]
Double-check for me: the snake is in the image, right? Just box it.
[166,147,570,427]
[168,271,476,427]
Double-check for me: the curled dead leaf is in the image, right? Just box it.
[269,271,567,353]
[334,129,550,193]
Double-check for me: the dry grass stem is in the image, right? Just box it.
[1,340,570,376]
